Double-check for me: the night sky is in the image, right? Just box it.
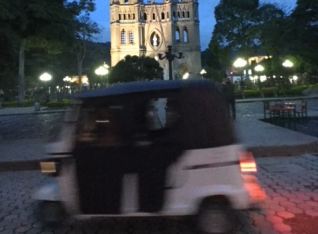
[91,0,296,51]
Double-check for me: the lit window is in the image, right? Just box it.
[183,27,188,43]
[121,29,126,44]
[129,32,134,44]
[176,27,180,42]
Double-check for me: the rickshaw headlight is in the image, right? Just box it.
[40,162,59,175]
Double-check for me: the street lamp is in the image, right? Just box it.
[200,69,207,78]
[63,76,72,94]
[233,58,248,80]
[233,58,248,94]
[95,63,109,87]
[183,72,190,79]
[158,45,183,80]
[39,72,52,82]
[39,72,52,102]
[283,60,293,68]
[254,64,264,72]
[282,59,294,87]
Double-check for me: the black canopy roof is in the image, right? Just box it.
[75,79,217,99]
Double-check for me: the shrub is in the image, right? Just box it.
[47,99,71,108]
[261,87,278,97]
[1,100,35,107]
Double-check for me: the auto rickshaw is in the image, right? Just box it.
[34,79,265,234]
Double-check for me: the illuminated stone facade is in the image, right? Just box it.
[110,0,202,80]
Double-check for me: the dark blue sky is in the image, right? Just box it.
[91,0,296,50]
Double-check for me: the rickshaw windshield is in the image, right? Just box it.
[75,83,236,150]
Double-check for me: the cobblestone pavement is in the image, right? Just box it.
[1,155,318,234]
[1,104,318,234]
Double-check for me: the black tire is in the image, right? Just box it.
[36,201,66,227]
[196,201,238,234]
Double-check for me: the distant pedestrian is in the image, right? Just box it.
[221,77,236,120]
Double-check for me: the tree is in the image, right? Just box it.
[108,56,163,84]
[212,0,260,60]
[73,13,101,91]
[289,0,318,64]
[253,4,286,57]
[0,0,96,104]
[201,48,226,83]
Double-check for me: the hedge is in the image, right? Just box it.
[1,99,71,108]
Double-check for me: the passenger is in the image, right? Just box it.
[95,107,123,147]
[221,77,236,120]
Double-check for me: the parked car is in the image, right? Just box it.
[34,79,265,234]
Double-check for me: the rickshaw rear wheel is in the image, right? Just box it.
[36,201,66,227]
[196,200,239,234]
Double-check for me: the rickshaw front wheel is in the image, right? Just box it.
[36,201,66,226]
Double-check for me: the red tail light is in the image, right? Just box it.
[239,152,257,173]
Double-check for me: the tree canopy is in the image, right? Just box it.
[108,56,163,84]
[210,0,318,85]
[0,0,98,103]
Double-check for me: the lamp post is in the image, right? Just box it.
[282,59,294,87]
[200,69,207,78]
[254,64,265,97]
[283,59,293,68]
[63,76,72,95]
[95,63,109,87]
[233,58,247,98]
[233,58,247,81]
[183,72,190,79]
[158,45,183,80]
[39,72,52,103]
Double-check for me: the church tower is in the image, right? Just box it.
[110,0,201,80]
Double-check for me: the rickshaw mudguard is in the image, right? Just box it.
[33,181,61,202]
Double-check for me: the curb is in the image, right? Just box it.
[249,142,318,157]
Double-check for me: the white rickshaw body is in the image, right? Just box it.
[35,80,265,232]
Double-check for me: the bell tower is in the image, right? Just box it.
[110,0,201,80]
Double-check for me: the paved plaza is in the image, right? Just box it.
[1,99,318,233]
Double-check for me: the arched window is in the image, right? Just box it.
[133,13,135,20]
[167,12,169,19]
[175,27,180,42]
[144,13,147,20]
[161,12,165,20]
[183,27,188,43]
[124,14,126,20]
[129,32,134,44]
[178,11,180,18]
[173,11,176,19]
[121,29,126,44]
[153,13,156,20]
[119,14,122,20]
[182,11,185,18]
[187,11,190,18]
[128,14,131,20]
